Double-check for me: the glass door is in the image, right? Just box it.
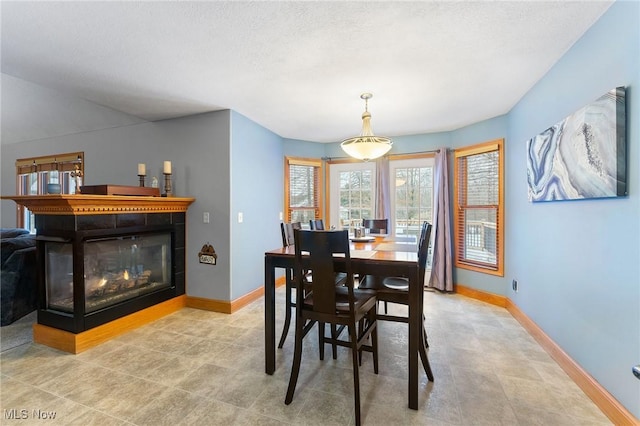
[328,162,376,231]
[389,157,434,239]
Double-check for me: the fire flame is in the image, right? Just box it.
[124,270,129,280]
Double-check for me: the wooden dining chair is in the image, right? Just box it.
[285,229,378,426]
[309,219,325,230]
[279,222,346,348]
[362,218,388,234]
[278,221,302,348]
[359,220,423,315]
[280,221,300,248]
[358,221,434,381]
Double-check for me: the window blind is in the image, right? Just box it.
[454,140,503,276]
[285,157,322,224]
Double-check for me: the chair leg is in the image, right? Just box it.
[422,314,429,348]
[331,324,338,360]
[418,324,434,381]
[370,309,379,374]
[318,322,325,361]
[278,280,293,348]
[285,314,305,405]
[357,318,365,365]
[349,324,362,426]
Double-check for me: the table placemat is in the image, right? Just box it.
[374,243,417,252]
[350,250,377,259]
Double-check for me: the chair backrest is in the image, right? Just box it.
[309,219,325,230]
[417,221,429,247]
[293,229,354,315]
[281,222,302,247]
[417,222,432,282]
[362,219,388,234]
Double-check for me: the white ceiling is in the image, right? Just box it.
[1,1,613,143]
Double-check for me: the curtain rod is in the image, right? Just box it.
[321,147,449,162]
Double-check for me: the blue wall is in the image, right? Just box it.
[506,1,639,416]
[231,111,284,299]
[166,111,232,302]
[283,138,326,158]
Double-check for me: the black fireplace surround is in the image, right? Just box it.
[35,212,185,333]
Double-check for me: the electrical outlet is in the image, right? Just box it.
[512,279,518,292]
[279,212,283,221]
[203,212,210,223]
[238,212,243,223]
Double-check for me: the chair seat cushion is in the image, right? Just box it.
[382,277,409,291]
[303,286,376,314]
[358,275,409,305]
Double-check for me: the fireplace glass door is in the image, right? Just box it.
[45,233,173,314]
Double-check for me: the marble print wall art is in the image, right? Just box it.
[526,87,626,202]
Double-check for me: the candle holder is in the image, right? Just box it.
[71,161,83,194]
[163,173,172,197]
[138,175,146,187]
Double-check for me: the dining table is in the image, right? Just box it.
[264,234,424,410]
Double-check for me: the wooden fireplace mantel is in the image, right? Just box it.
[2,194,195,215]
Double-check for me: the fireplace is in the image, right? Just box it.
[1,194,194,351]
[36,212,186,333]
[45,232,172,315]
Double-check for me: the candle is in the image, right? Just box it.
[163,161,172,174]
[138,163,146,176]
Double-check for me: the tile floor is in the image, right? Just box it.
[0,288,611,425]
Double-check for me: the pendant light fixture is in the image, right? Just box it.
[341,93,392,161]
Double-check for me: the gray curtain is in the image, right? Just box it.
[375,156,391,221]
[429,148,453,291]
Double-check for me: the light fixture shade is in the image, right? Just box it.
[341,93,392,161]
[341,135,393,161]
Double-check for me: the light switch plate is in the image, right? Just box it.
[238,212,243,223]
[203,212,210,223]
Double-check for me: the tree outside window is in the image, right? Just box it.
[339,169,372,229]
[393,163,433,239]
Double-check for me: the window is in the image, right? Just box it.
[328,155,434,239]
[328,161,375,230]
[284,157,323,225]
[15,152,84,232]
[390,156,434,240]
[453,139,504,276]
